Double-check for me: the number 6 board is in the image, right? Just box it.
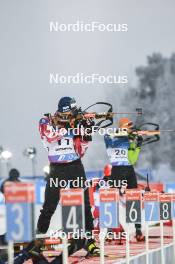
[126,190,142,224]
[99,188,119,228]
[159,193,172,221]
[144,192,160,222]
[60,188,85,235]
[5,182,35,242]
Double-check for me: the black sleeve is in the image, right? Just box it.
[0,181,5,194]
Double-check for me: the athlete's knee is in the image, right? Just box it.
[40,204,57,216]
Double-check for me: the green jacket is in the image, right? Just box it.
[128,141,141,165]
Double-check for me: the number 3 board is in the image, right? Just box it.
[5,182,35,242]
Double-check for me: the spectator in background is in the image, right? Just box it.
[0,168,21,245]
[0,168,20,194]
[0,169,21,246]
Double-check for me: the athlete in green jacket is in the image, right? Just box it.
[104,117,144,242]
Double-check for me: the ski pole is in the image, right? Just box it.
[99,230,105,264]
[62,235,68,264]
[8,241,14,264]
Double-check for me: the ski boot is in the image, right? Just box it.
[86,241,100,257]
[135,230,145,242]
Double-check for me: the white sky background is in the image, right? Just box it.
[0,0,175,177]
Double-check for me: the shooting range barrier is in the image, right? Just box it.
[1,182,175,263]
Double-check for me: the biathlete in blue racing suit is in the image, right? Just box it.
[104,117,145,242]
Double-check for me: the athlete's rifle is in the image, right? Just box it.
[45,102,142,130]
[110,122,175,145]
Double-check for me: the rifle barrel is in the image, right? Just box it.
[112,112,141,115]
[159,130,175,132]
[109,129,175,138]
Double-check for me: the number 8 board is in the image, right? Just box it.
[159,193,172,221]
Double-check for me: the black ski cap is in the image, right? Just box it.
[58,97,77,113]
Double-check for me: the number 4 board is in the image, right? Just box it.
[60,188,85,235]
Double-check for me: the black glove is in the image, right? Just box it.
[80,118,95,128]
[79,118,95,141]
[71,107,82,118]
[136,135,143,147]
[128,132,137,141]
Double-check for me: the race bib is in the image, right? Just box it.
[107,147,130,166]
[46,136,79,162]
